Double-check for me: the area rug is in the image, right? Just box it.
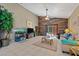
[33,40,57,51]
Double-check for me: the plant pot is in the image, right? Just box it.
[0,40,2,48]
[2,39,10,47]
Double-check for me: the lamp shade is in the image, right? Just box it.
[64,29,70,33]
[45,16,48,20]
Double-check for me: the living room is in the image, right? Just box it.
[0,3,79,56]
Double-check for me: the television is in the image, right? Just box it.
[27,28,34,34]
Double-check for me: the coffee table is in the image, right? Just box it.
[41,36,57,45]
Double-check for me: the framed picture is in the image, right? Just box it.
[27,20,33,28]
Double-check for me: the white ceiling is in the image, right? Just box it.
[20,3,79,18]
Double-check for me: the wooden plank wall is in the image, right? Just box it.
[35,16,68,35]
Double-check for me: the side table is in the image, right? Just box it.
[69,46,79,56]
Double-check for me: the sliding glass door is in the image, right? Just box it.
[45,24,58,35]
[37,24,58,36]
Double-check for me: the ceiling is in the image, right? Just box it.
[20,3,79,18]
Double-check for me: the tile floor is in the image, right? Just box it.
[0,36,70,56]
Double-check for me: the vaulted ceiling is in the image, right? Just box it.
[20,3,79,18]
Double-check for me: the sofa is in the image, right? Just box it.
[60,34,79,53]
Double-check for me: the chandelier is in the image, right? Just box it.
[45,8,49,20]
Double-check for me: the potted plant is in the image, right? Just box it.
[0,5,13,47]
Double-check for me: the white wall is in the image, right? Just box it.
[0,3,38,30]
[68,6,79,34]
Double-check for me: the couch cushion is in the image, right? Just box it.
[61,39,77,45]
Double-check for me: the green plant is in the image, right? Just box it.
[0,5,13,32]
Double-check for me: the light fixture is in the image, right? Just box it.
[45,8,49,20]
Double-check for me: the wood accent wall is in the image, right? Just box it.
[35,16,68,35]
